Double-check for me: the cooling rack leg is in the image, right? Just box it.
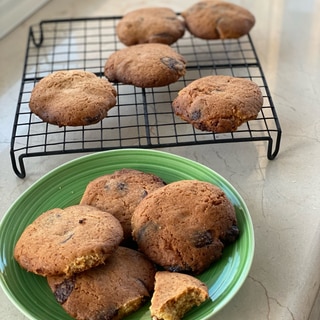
[30,22,44,48]
[267,131,282,160]
[10,151,26,179]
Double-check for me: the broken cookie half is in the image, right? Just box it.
[150,271,209,320]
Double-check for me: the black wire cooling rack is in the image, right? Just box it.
[10,16,281,178]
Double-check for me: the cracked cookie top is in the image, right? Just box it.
[131,179,239,274]
[116,7,185,46]
[172,75,263,133]
[104,43,186,88]
[80,168,166,243]
[29,70,117,127]
[14,205,123,277]
[47,246,156,320]
[181,0,255,40]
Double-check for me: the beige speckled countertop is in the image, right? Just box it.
[1,1,320,319]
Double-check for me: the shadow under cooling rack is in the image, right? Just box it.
[10,16,282,178]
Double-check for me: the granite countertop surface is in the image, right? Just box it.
[0,0,319,319]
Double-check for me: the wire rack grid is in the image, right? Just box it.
[10,16,282,178]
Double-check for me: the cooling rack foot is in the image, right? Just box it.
[10,151,26,179]
[267,131,282,160]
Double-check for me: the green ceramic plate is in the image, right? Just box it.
[0,149,254,320]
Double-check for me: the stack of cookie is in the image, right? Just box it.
[13,203,157,319]
[14,168,240,320]
[29,1,263,134]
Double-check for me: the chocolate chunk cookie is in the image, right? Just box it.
[172,75,263,133]
[104,43,186,88]
[80,169,166,242]
[29,70,117,127]
[47,247,156,320]
[150,271,209,320]
[14,205,123,277]
[182,0,255,39]
[131,180,239,275]
[117,7,185,46]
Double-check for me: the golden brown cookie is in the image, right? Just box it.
[131,180,239,275]
[172,75,263,133]
[47,247,156,320]
[80,169,166,242]
[104,43,186,88]
[29,70,117,127]
[181,0,255,39]
[14,205,123,277]
[150,271,209,320]
[117,7,185,46]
